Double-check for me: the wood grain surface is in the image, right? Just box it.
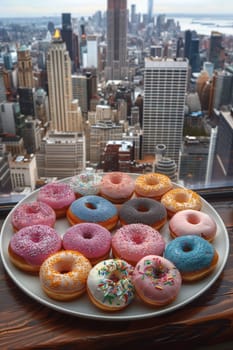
[0,197,233,350]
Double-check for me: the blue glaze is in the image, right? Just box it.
[69,195,117,222]
[164,235,215,272]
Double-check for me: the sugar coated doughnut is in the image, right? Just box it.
[135,173,172,200]
[112,224,166,266]
[169,209,217,242]
[164,235,219,282]
[87,259,135,311]
[8,225,62,273]
[70,170,102,198]
[37,182,76,218]
[66,195,118,231]
[63,223,112,265]
[119,197,167,230]
[100,172,135,204]
[133,255,182,306]
[39,250,92,301]
[11,201,56,232]
[161,188,202,217]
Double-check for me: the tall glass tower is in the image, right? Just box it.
[148,0,154,23]
[105,0,128,80]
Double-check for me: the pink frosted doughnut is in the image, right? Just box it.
[169,209,217,242]
[100,172,135,204]
[111,223,165,266]
[8,225,62,273]
[133,255,182,306]
[11,201,56,232]
[63,223,112,265]
[37,182,75,218]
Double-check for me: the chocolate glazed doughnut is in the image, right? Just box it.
[119,197,167,230]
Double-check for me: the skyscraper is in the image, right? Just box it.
[17,45,34,88]
[47,29,83,132]
[142,57,189,165]
[147,0,154,23]
[209,31,225,69]
[105,0,128,81]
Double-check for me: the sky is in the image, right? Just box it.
[0,0,232,17]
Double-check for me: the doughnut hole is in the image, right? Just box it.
[175,192,189,203]
[132,234,144,245]
[85,202,97,210]
[54,257,74,274]
[83,231,93,239]
[137,205,149,212]
[110,173,121,184]
[182,242,193,252]
[187,213,200,224]
[109,272,120,283]
[146,177,159,186]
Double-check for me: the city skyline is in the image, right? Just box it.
[0,0,232,17]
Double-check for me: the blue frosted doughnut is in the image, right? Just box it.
[67,195,118,230]
[164,235,218,281]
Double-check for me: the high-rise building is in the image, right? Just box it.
[36,131,86,179]
[18,87,35,117]
[147,0,154,23]
[17,45,34,88]
[209,31,225,69]
[89,121,123,164]
[61,13,73,61]
[105,0,128,80]
[9,154,38,191]
[0,101,25,135]
[47,29,83,132]
[212,70,233,109]
[142,57,188,165]
[22,117,42,154]
[86,35,99,69]
[72,72,97,117]
[212,110,233,183]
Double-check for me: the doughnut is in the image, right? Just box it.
[8,225,62,273]
[112,224,166,266]
[11,201,56,232]
[70,171,102,198]
[161,188,202,217]
[63,223,112,265]
[133,255,182,306]
[164,235,219,282]
[87,259,135,311]
[135,173,172,200]
[37,182,76,218]
[100,172,135,204]
[169,209,217,242]
[119,197,167,230]
[66,195,118,231]
[39,250,92,301]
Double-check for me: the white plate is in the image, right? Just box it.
[0,176,230,321]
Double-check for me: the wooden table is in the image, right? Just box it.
[0,192,233,350]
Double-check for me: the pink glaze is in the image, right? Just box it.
[63,223,112,261]
[133,255,182,306]
[169,209,217,241]
[37,182,75,210]
[9,225,62,266]
[100,172,135,201]
[112,223,165,266]
[12,201,56,230]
